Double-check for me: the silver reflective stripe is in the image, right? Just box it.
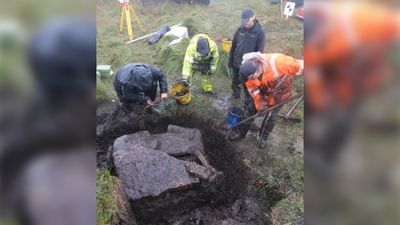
[185,56,194,64]
[342,3,357,47]
[269,54,282,80]
[194,52,200,60]
[250,89,260,97]
[248,87,259,91]
[296,60,304,76]
[182,71,191,77]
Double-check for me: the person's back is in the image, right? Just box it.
[113,63,168,107]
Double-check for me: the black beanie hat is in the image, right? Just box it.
[239,60,259,83]
[197,37,210,57]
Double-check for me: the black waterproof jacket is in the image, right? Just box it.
[228,20,265,69]
[113,63,168,104]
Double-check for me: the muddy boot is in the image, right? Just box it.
[256,135,268,148]
[257,139,267,148]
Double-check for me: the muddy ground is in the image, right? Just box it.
[97,99,251,224]
[97,89,303,224]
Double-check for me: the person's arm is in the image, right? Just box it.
[150,67,168,94]
[256,28,265,53]
[182,45,195,80]
[210,43,219,74]
[228,30,238,68]
[245,80,266,111]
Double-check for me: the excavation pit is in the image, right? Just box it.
[96,101,263,225]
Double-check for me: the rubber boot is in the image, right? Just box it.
[201,75,213,93]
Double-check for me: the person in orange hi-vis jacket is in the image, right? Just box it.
[305,1,400,112]
[228,52,303,147]
[304,1,399,166]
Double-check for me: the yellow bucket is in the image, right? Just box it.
[169,80,191,105]
[222,38,232,53]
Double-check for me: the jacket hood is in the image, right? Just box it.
[130,65,153,92]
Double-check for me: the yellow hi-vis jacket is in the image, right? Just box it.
[182,34,219,79]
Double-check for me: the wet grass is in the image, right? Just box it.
[96,169,118,225]
[270,192,304,225]
[97,76,116,100]
[254,108,304,223]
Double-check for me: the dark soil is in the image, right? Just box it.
[96,100,265,224]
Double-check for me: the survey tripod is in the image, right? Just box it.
[119,0,144,41]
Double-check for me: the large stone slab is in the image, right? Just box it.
[112,126,225,224]
[113,143,199,201]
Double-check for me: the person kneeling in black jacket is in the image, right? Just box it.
[113,63,168,109]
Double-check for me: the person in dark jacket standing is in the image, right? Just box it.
[228,7,265,99]
[113,63,168,107]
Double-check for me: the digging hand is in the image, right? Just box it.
[160,93,168,100]
[147,99,155,107]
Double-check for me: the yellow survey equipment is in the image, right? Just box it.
[119,0,144,41]
[169,80,191,105]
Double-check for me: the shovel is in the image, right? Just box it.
[278,95,303,123]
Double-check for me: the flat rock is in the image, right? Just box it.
[113,130,158,152]
[153,125,205,155]
[167,125,204,151]
[152,133,199,156]
[113,125,210,166]
[113,145,199,201]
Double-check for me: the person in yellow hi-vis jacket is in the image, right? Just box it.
[182,34,219,93]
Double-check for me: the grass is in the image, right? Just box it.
[155,37,189,77]
[270,192,304,225]
[96,169,118,225]
[254,151,304,224]
[97,76,117,100]
[251,80,304,223]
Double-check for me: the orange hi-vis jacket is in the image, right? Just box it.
[245,53,303,111]
[305,2,400,110]
[305,2,399,66]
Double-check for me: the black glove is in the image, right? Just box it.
[181,79,190,86]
